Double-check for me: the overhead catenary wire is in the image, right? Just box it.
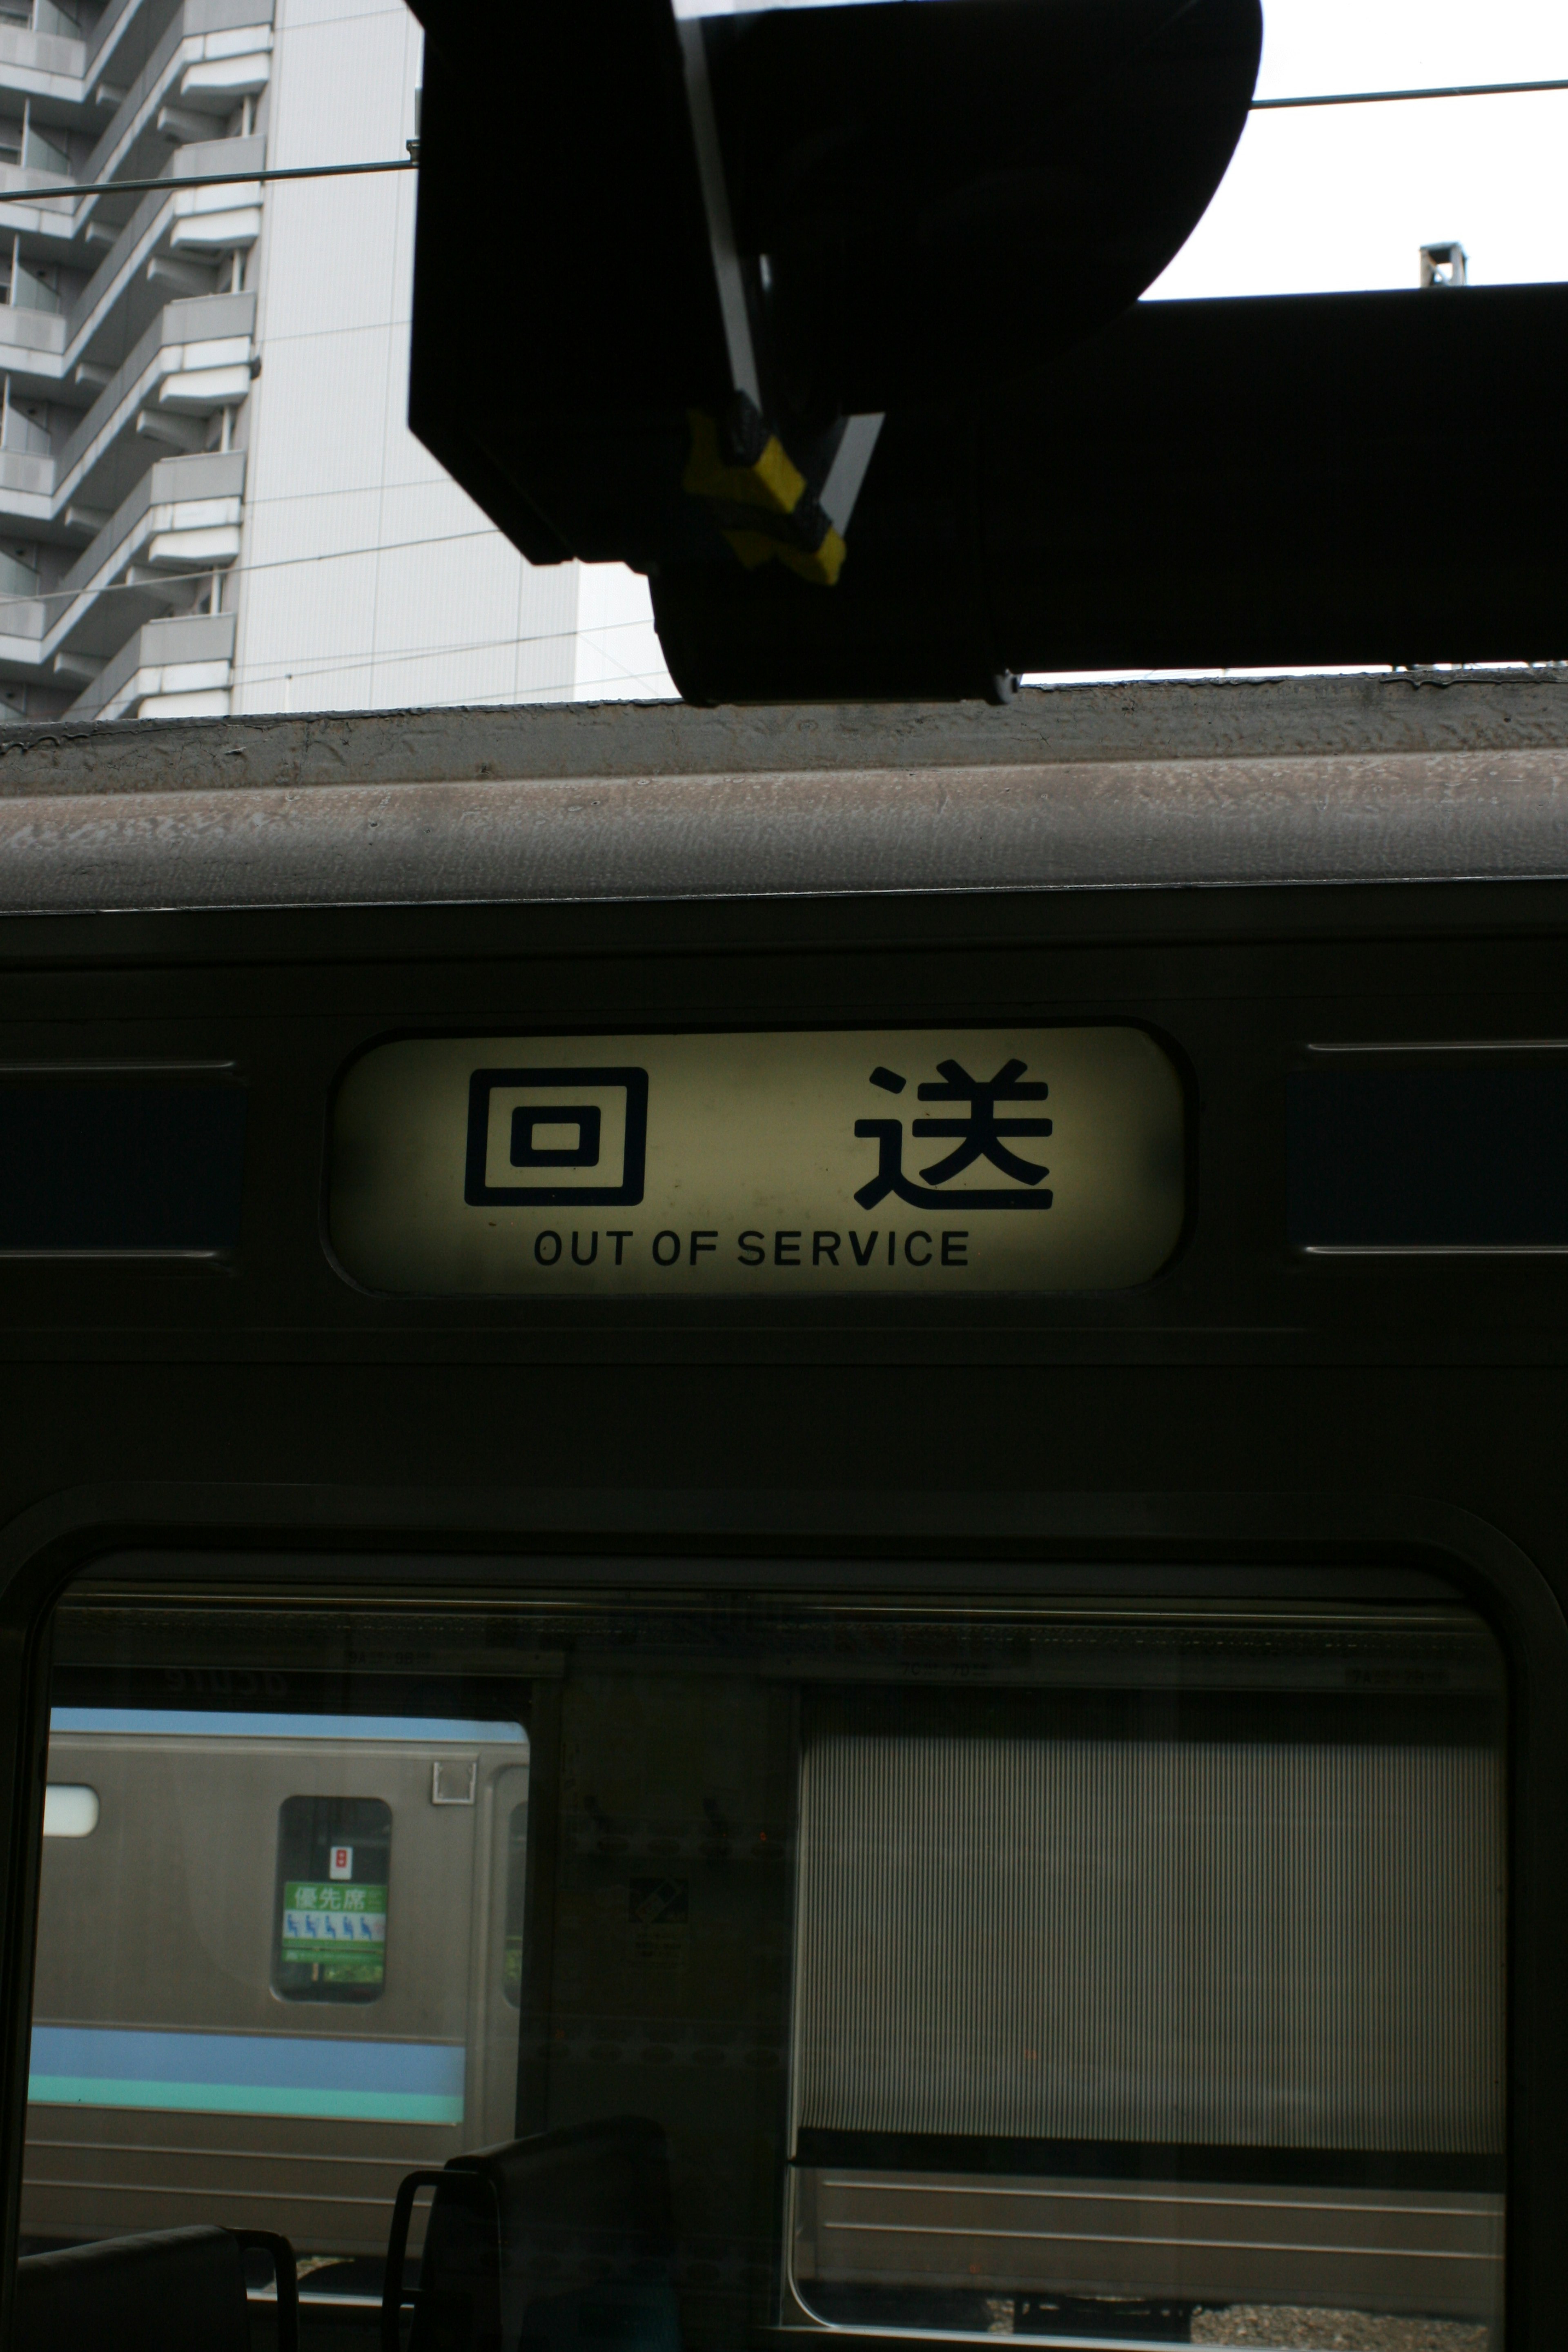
[187,620,667,700]
[0,71,1559,707]
[0,157,417,206]
[0,522,510,631]
[0,578,667,696]
[231,617,668,695]
[93,612,669,710]
[0,36,1555,633]
[1252,76,1568,110]
[1,71,1567,208]
[7,614,673,715]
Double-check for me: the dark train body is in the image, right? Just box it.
[0,674,1557,2352]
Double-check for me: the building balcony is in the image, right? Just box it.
[167,161,260,255]
[0,292,251,536]
[0,18,89,105]
[65,441,243,588]
[0,297,65,362]
[65,603,233,717]
[0,584,47,664]
[0,3,270,274]
[0,445,55,524]
[78,0,271,241]
[85,0,183,110]
[0,0,263,125]
[66,135,263,368]
[0,0,267,713]
[40,445,243,673]
[57,287,252,516]
[0,143,264,436]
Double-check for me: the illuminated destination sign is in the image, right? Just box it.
[329,1029,1184,1295]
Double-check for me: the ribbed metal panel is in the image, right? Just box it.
[794,1734,1504,2154]
[798,2168,1504,2320]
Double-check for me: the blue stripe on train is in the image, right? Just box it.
[28,2026,465,2124]
[51,1707,524,1742]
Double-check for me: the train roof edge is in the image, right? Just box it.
[0,670,1562,913]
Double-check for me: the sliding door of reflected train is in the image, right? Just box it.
[21,1567,1506,2352]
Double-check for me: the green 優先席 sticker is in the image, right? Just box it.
[281,1880,387,1979]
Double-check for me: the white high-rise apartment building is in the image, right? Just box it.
[0,0,673,721]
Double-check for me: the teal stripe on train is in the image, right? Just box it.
[29,2025,464,2125]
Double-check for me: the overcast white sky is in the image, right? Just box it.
[1148,0,1568,296]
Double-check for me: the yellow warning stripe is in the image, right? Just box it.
[684,409,807,517]
[722,524,847,587]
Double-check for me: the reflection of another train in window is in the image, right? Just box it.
[22,1712,528,2263]
[788,1704,1505,2350]
[21,1599,1506,2352]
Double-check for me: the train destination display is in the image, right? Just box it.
[329,1027,1185,1294]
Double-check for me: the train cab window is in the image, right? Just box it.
[273,1796,393,2002]
[19,1575,1504,2352]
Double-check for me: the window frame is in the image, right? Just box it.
[0,1486,1557,2348]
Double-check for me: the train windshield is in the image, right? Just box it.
[20,1572,1506,2352]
